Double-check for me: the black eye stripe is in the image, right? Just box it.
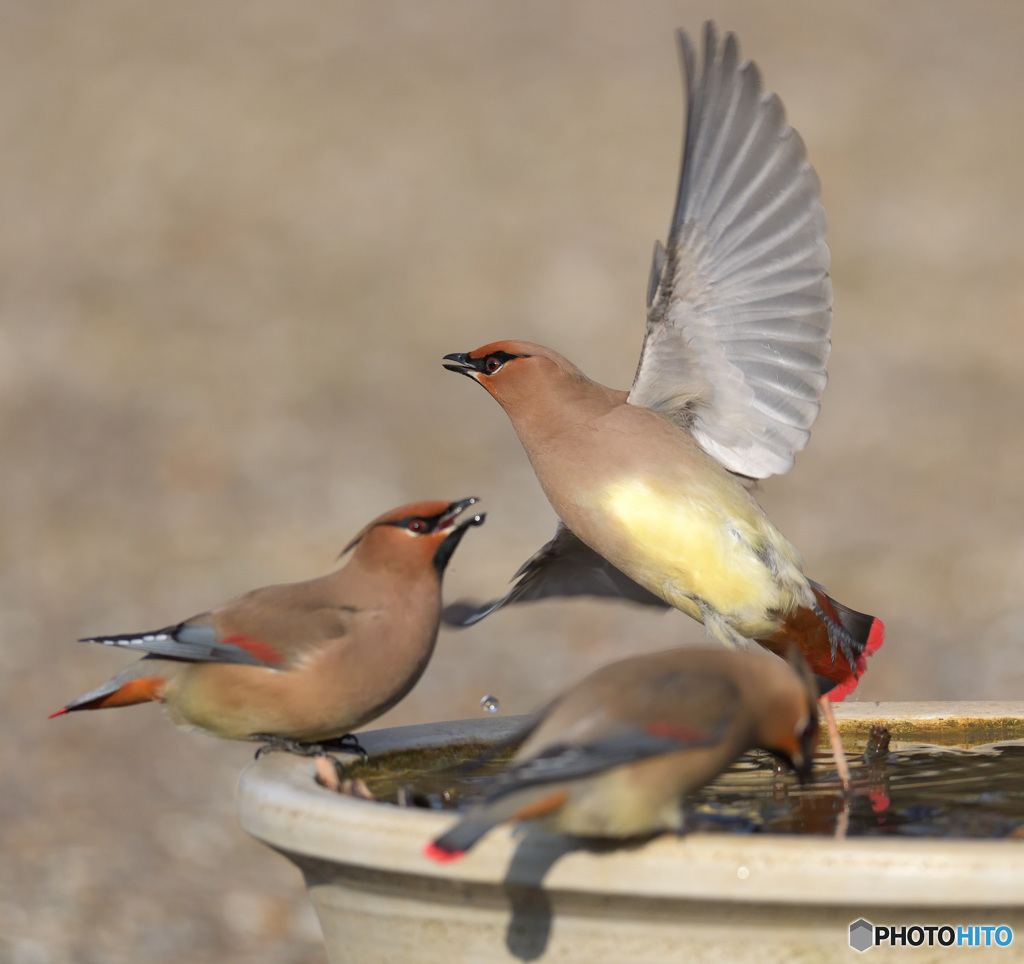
[471,349,522,374]
[388,515,436,533]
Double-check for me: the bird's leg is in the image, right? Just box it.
[252,733,368,763]
[813,602,860,673]
[697,601,750,650]
[819,695,851,794]
[253,735,326,759]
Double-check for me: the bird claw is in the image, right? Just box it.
[317,733,370,763]
[253,735,319,759]
[252,733,369,764]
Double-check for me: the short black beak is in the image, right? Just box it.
[460,512,486,531]
[432,499,485,574]
[795,725,819,785]
[434,497,483,533]
[442,352,477,377]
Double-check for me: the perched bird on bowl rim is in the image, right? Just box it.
[441,24,883,786]
[51,499,484,753]
[425,645,818,861]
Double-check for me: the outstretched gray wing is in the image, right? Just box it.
[442,524,669,627]
[630,23,831,479]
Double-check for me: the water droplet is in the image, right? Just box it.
[480,695,499,714]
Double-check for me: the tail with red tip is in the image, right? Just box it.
[423,841,466,863]
[426,778,576,862]
[425,812,501,862]
[761,585,884,701]
[819,593,885,700]
[49,673,167,718]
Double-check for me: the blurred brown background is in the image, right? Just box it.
[3,1,1023,960]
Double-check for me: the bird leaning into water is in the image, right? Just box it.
[426,646,818,861]
[51,499,484,755]
[441,24,883,786]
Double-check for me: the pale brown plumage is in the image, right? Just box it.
[52,499,484,746]
[426,646,818,859]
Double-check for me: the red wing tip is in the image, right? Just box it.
[221,634,286,665]
[645,721,708,743]
[423,841,464,864]
[48,707,69,719]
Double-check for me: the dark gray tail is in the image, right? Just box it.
[424,813,500,862]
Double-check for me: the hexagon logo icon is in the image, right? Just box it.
[849,918,873,952]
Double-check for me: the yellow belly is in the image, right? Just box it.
[594,477,784,625]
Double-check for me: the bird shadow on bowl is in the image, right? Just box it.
[500,832,654,962]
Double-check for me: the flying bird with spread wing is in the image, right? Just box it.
[442,24,882,779]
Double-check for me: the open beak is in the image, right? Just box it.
[442,352,478,378]
[432,498,485,574]
[435,497,486,534]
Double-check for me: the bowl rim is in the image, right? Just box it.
[236,703,1024,908]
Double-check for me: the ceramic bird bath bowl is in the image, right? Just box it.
[237,703,1024,963]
